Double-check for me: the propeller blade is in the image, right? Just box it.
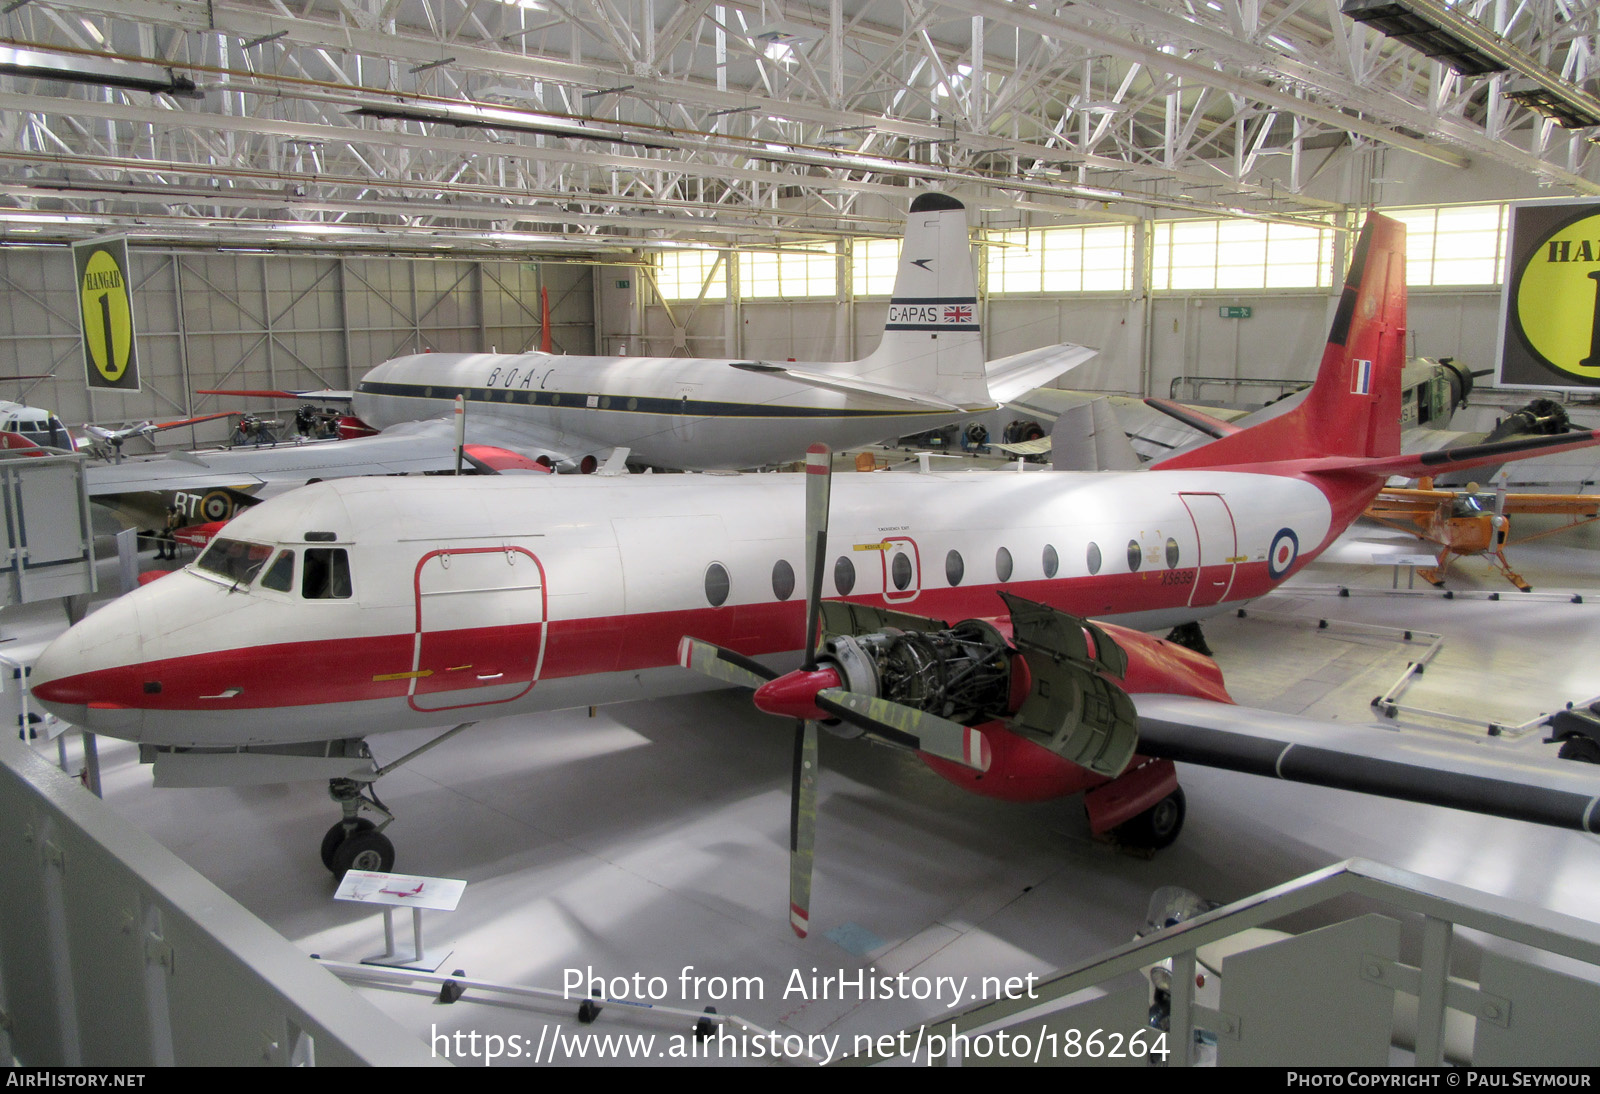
[801,443,832,671]
[814,688,991,772]
[676,636,780,689]
[789,719,818,938]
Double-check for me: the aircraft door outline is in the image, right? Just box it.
[1179,492,1239,608]
[410,545,547,712]
[880,536,922,604]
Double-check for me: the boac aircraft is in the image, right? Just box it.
[210,193,1094,474]
[29,215,1600,937]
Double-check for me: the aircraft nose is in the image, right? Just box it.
[30,597,147,737]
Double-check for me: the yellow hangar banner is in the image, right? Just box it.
[1497,198,1600,390]
[72,235,140,393]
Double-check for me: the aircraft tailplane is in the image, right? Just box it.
[1153,214,1407,471]
[852,193,991,409]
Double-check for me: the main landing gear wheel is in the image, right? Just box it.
[1558,735,1600,764]
[1114,787,1187,851]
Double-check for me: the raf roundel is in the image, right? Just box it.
[1267,527,1299,580]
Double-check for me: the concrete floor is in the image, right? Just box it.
[12,517,1600,1066]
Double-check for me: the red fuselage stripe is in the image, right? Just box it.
[35,564,1280,712]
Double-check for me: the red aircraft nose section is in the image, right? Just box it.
[752,667,843,722]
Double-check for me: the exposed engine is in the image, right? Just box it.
[820,619,1011,729]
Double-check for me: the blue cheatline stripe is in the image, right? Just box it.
[356,381,952,419]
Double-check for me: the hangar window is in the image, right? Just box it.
[995,546,1013,583]
[741,247,838,299]
[302,548,352,599]
[1151,216,1336,291]
[1126,540,1143,573]
[852,238,901,297]
[655,248,727,302]
[1087,542,1102,575]
[834,555,856,596]
[771,559,796,601]
[945,549,964,586]
[988,224,1133,294]
[1381,204,1508,287]
[704,562,731,607]
[1042,543,1059,578]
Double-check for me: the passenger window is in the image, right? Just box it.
[302,548,352,599]
[1042,544,1059,579]
[891,552,913,591]
[834,555,856,596]
[996,547,1013,583]
[771,559,796,601]
[1165,538,1180,569]
[260,550,295,592]
[946,550,964,586]
[1087,542,1102,575]
[1126,540,1142,573]
[705,562,731,607]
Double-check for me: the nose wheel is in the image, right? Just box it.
[323,778,396,877]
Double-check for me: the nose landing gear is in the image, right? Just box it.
[322,778,396,877]
[313,720,479,878]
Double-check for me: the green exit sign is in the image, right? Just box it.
[615,279,631,289]
[1219,306,1252,319]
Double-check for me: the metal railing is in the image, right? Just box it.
[845,858,1600,1066]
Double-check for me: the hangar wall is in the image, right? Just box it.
[629,162,1549,407]
[633,261,1507,405]
[0,248,595,440]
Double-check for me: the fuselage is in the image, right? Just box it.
[31,468,1343,748]
[352,352,980,469]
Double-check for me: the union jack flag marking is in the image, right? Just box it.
[943,304,973,323]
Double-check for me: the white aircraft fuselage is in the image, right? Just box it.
[31,467,1332,748]
[351,350,982,470]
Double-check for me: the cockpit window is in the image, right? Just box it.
[196,538,275,585]
[260,550,295,592]
[302,547,352,599]
[19,417,69,448]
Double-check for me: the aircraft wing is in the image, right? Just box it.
[86,419,463,496]
[1133,694,1600,833]
[728,362,966,411]
[197,387,354,403]
[1003,389,1249,463]
[1371,486,1600,517]
[983,344,1099,403]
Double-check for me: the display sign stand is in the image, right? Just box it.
[333,869,466,972]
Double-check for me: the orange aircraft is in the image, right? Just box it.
[1365,477,1600,591]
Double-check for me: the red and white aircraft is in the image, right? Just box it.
[28,216,1600,935]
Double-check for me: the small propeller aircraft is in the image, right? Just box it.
[26,215,1600,937]
[1364,475,1600,591]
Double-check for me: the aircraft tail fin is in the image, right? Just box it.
[1153,214,1407,471]
[853,193,991,408]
